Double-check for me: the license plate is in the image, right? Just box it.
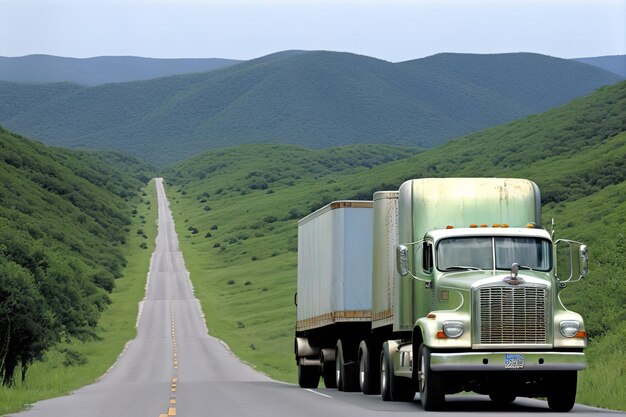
[505,354,525,369]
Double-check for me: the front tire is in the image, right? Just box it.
[547,371,577,412]
[417,344,445,411]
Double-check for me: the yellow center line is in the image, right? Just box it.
[160,302,179,416]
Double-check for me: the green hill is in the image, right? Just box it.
[163,80,626,410]
[0,127,153,386]
[1,51,621,164]
[0,55,241,86]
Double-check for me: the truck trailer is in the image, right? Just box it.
[294,178,588,412]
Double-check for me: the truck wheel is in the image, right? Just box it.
[298,363,320,389]
[321,350,336,388]
[380,347,415,402]
[547,371,577,412]
[359,340,380,395]
[335,340,359,392]
[417,344,445,410]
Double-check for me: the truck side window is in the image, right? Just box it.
[422,242,433,274]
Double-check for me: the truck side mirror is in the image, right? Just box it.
[396,245,409,276]
[579,245,589,277]
[554,239,589,283]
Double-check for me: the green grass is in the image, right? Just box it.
[0,181,157,416]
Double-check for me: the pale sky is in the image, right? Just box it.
[2,0,625,62]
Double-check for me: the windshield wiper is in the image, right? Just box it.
[518,265,535,271]
[442,266,483,272]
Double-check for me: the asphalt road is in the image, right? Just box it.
[10,178,624,417]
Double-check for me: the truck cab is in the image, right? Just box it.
[392,225,588,410]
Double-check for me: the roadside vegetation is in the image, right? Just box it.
[164,81,626,410]
[0,128,157,415]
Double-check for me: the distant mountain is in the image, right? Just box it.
[574,55,626,78]
[0,55,241,85]
[0,51,621,164]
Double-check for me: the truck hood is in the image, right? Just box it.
[437,270,552,292]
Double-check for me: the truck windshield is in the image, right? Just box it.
[436,237,552,272]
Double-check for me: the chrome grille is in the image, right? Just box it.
[478,286,547,344]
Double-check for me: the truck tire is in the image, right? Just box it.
[335,340,359,392]
[298,363,320,389]
[417,344,445,410]
[547,371,577,412]
[359,340,380,395]
[321,350,336,388]
[380,347,414,402]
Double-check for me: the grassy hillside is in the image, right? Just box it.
[1,51,621,164]
[0,180,158,416]
[0,126,154,387]
[164,80,626,410]
[0,55,241,86]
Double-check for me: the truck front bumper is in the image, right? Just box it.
[430,351,585,372]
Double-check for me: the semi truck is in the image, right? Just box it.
[294,178,588,412]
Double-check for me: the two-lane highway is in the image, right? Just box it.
[11,179,623,416]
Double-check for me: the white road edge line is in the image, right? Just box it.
[304,389,333,399]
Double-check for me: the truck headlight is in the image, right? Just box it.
[442,321,464,338]
[560,320,580,338]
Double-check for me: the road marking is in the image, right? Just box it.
[168,407,177,416]
[305,389,333,398]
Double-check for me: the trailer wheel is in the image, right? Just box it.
[321,350,336,388]
[336,340,359,392]
[298,363,320,389]
[380,347,414,402]
[359,340,380,395]
[547,371,577,412]
[417,344,444,410]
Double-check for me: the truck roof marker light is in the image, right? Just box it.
[480,224,488,228]
[527,223,535,228]
[469,224,478,228]
[446,225,454,229]
[427,313,437,319]
[436,330,447,339]
[493,224,501,228]
[502,224,509,228]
